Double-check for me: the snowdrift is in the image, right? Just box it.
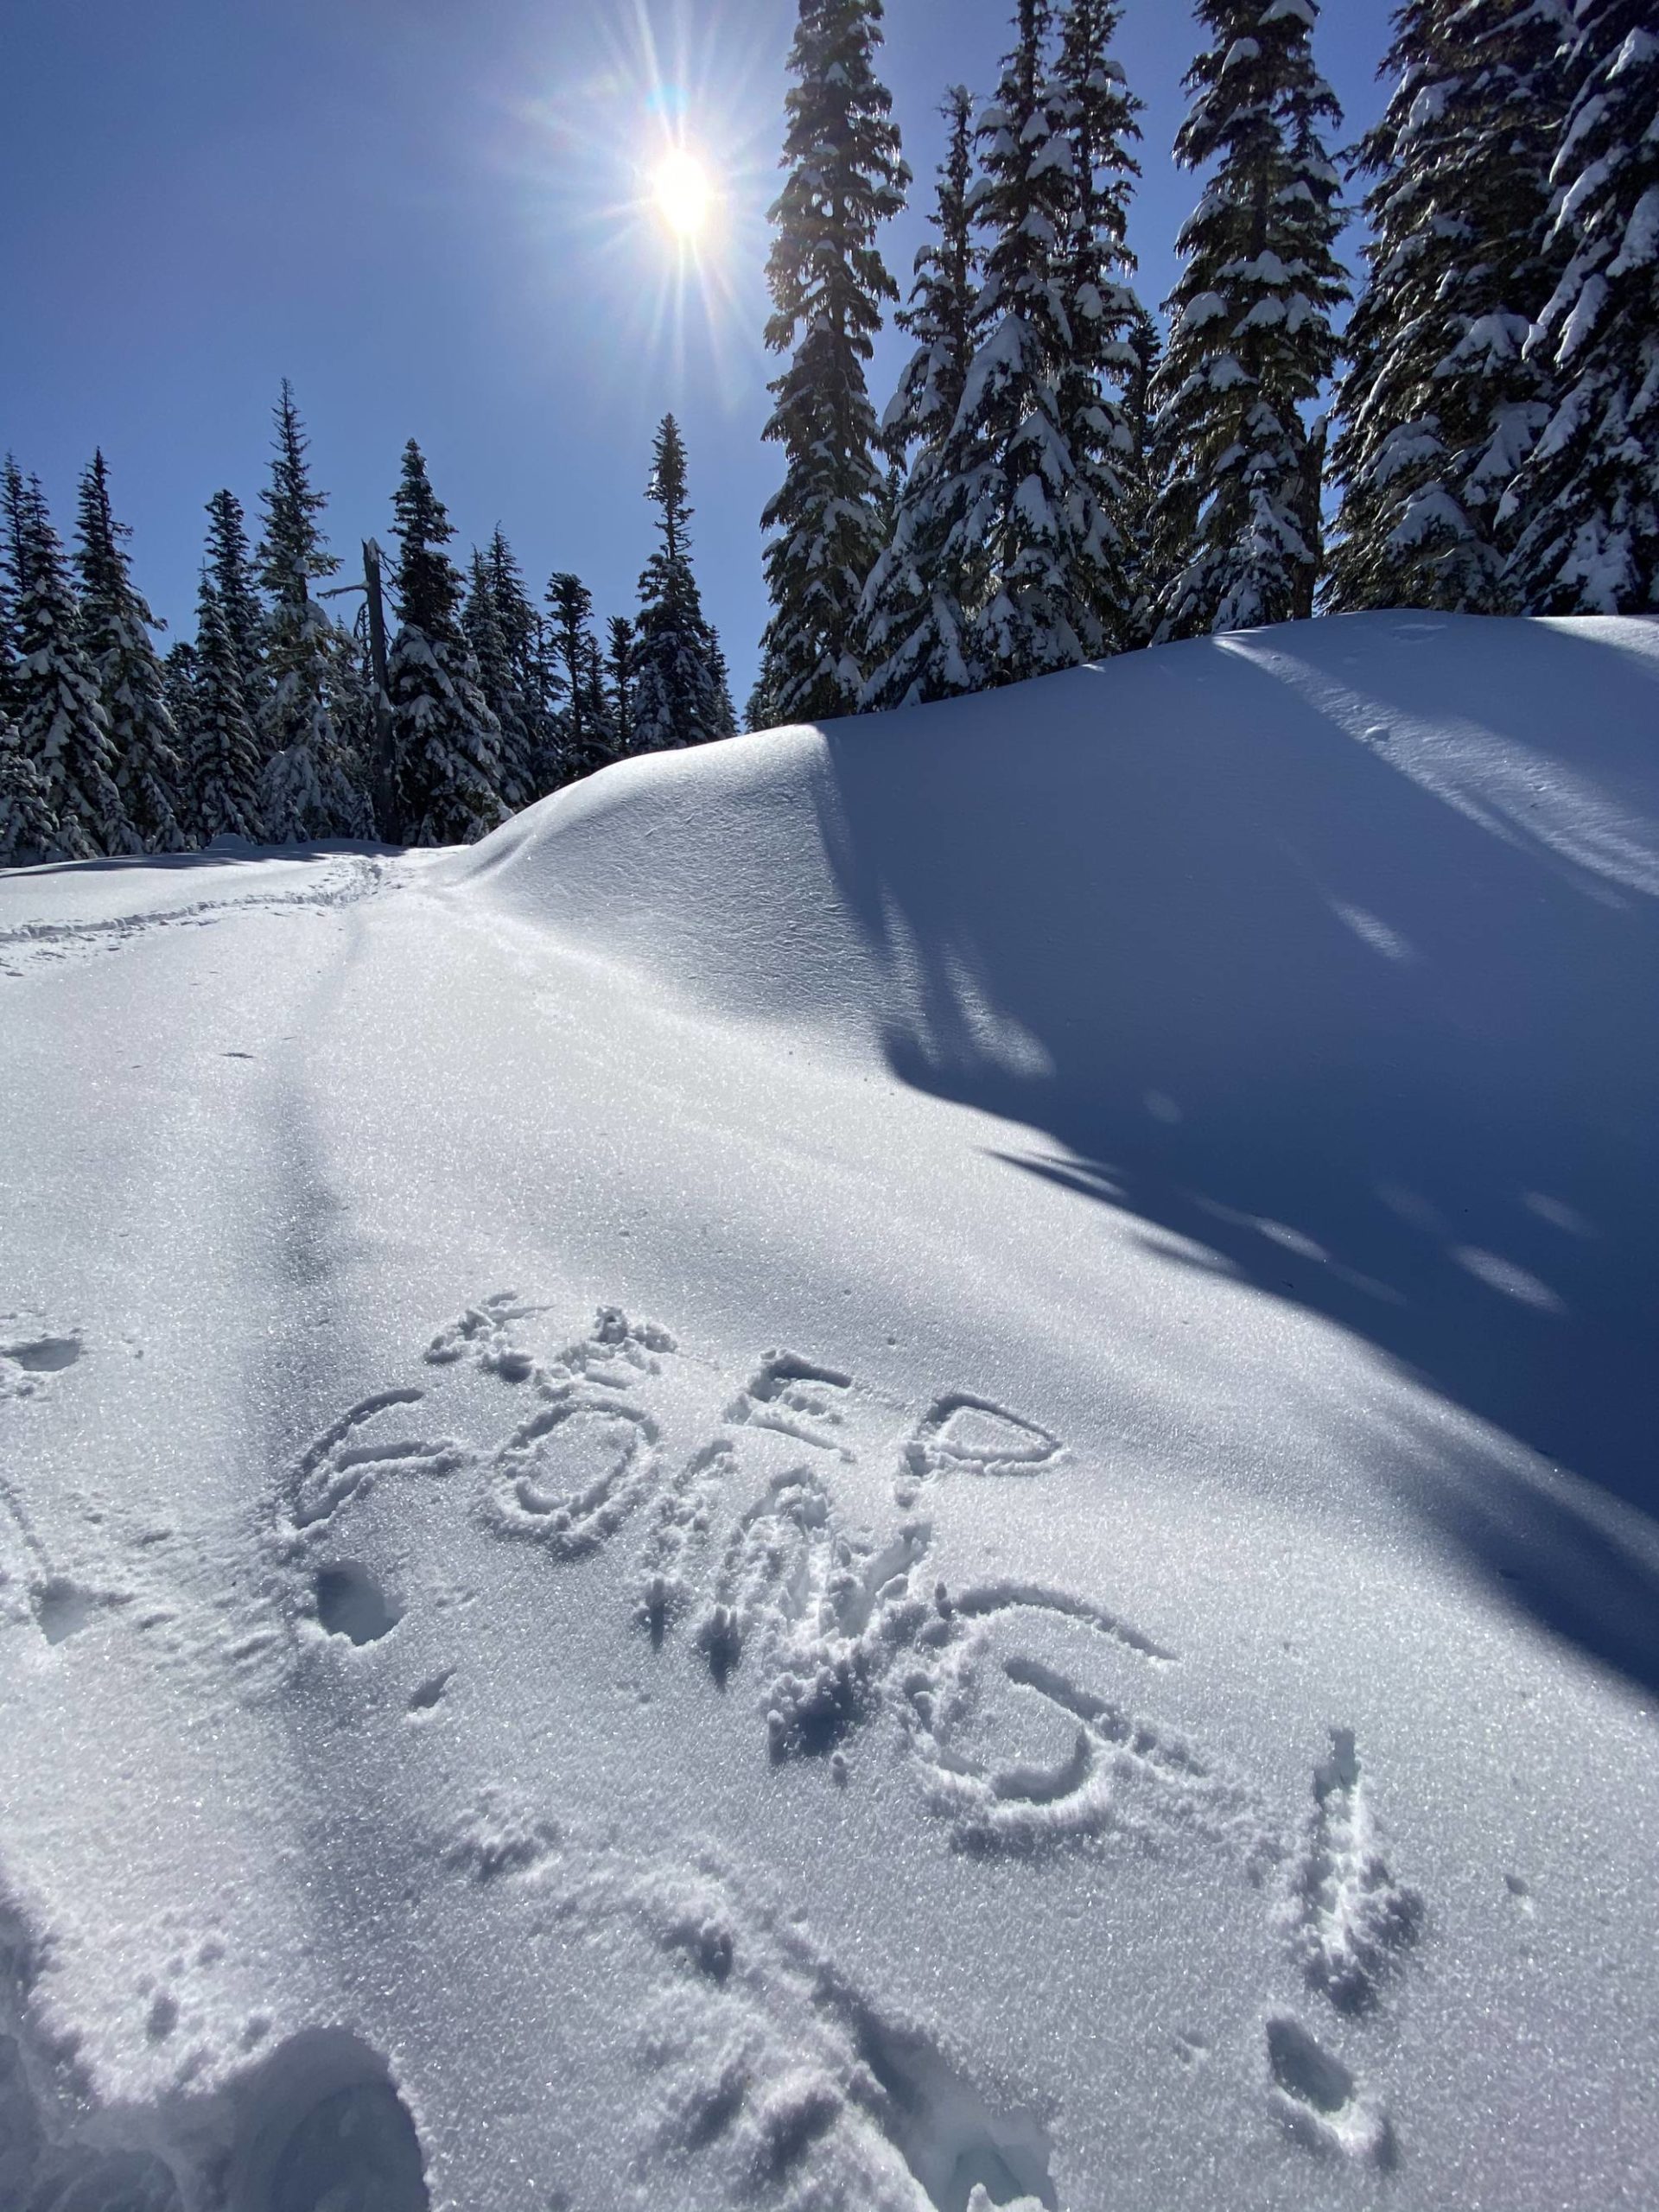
[3,613,1658,2212]
[449,612,1659,1614]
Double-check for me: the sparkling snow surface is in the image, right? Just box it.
[2,613,1657,2210]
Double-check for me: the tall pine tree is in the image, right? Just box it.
[1331,1,1569,613]
[3,463,126,856]
[0,703,63,866]
[203,488,267,737]
[464,547,537,808]
[547,573,609,779]
[1053,0,1147,654]
[1150,0,1348,639]
[861,86,983,709]
[386,441,507,846]
[952,0,1109,683]
[606,614,637,757]
[191,570,267,844]
[256,382,370,842]
[760,0,909,721]
[1506,0,1659,612]
[485,529,554,800]
[633,417,734,751]
[74,450,183,853]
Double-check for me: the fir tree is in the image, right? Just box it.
[74,450,183,853]
[386,441,507,845]
[746,655,785,734]
[547,572,609,779]
[255,382,369,842]
[1506,0,1659,613]
[1122,300,1166,640]
[760,0,910,721]
[606,614,636,757]
[3,464,125,856]
[191,572,267,843]
[1053,0,1147,653]
[861,86,983,709]
[1150,0,1349,639]
[1330,1,1570,613]
[0,478,21,731]
[203,488,266,734]
[0,703,63,867]
[480,528,550,801]
[464,547,537,807]
[953,0,1106,683]
[633,417,733,751]
[161,639,204,838]
[581,629,614,762]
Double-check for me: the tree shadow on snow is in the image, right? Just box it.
[812,614,1659,1696]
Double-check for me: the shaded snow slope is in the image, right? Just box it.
[3,614,1657,2212]
[447,611,1659,1681]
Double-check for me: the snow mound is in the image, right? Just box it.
[447,612,1659,1586]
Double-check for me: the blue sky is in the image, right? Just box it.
[1,0,1395,701]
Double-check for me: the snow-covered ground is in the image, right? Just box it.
[3,611,1657,2212]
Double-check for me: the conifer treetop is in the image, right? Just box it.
[259,380,339,607]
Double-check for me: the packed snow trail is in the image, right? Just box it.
[2,615,1656,2210]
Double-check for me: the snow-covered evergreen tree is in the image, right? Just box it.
[861,86,983,709]
[203,489,267,736]
[633,417,733,751]
[1506,0,1659,612]
[0,479,22,732]
[3,463,125,856]
[256,383,370,843]
[1330,1,1570,613]
[1053,0,1147,653]
[759,0,909,721]
[0,703,65,865]
[547,572,610,779]
[746,656,785,734]
[386,441,507,846]
[954,0,1107,683]
[464,547,538,808]
[191,571,267,844]
[161,639,204,837]
[606,614,636,757]
[1122,300,1166,639]
[1150,0,1348,639]
[74,450,182,853]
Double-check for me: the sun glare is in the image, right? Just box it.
[652,148,715,239]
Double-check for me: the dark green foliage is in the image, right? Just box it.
[472,530,549,804]
[387,441,506,845]
[203,488,267,733]
[1053,0,1147,652]
[953,0,1106,682]
[75,450,184,852]
[861,86,982,707]
[191,567,267,844]
[3,460,125,855]
[1331,1,1569,613]
[760,0,909,721]
[1151,0,1349,639]
[1507,0,1659,612]
[606,614,636,757]
[633,417,733,751]
[547,572,610,779]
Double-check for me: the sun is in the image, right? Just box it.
[652,148,715,239]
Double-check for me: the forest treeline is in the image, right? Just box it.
[3,0,1655,862]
